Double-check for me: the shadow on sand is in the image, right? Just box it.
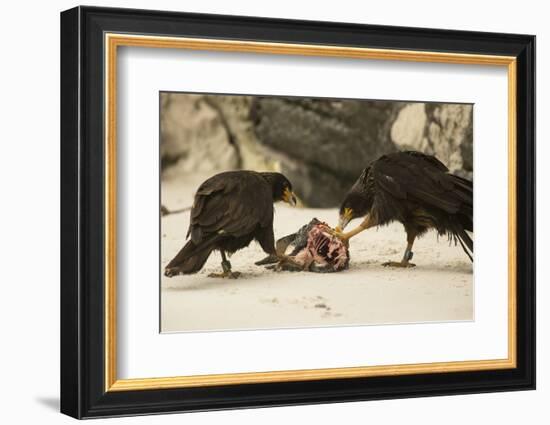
[35,396,59,412]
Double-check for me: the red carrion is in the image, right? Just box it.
[291,222,349,272]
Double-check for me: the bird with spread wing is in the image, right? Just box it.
[336,151,473,267]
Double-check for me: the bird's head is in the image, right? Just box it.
[337,192,368,230]
[261,172,298,206]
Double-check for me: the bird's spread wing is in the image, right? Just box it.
[371,151,470,216]
[187,172,273,244]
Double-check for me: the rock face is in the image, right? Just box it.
[251,98,402,206]
[159,93,239,176]
[160,94,473,207]
[391,103,473,178]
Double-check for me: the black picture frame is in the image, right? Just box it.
[60,5,535,419]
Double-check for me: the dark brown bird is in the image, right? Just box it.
[336,151,473,267]
[164,171,297,278]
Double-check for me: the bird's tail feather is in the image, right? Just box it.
[449,174,473,234]
[451,223,473,262]
[458,213,473,233]
[447,174,473,261]
[164,235,221,276]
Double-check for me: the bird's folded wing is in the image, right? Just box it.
[189,173,273,244]
[371,152,469,215]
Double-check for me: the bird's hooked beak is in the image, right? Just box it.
[282,187,298,206]
[338,208,353,231]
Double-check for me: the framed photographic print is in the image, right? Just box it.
[60,6,535,419]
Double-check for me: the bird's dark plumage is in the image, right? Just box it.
[165,170,295,277]
[339,151,473,263]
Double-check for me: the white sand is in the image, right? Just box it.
[161,175,473,333]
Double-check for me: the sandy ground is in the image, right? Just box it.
[161,175,473,333]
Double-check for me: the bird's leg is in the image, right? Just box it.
[336,215,375,244]
[383,231,417,268]
[208,250,241,279]
[271,254,304,272]
[255,234,296,266]
[257,243,304,271]
[257,230,304,271]
[263,250,304,272]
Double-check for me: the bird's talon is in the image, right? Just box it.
[333,231,350,247]
[270,255,304,272]
[255,254,279,266]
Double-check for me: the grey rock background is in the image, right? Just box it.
[160,93,473,207]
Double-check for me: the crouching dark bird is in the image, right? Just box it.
[164,171,297,279]
[336,151,473,267]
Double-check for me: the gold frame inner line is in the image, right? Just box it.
[104,33,517,392]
